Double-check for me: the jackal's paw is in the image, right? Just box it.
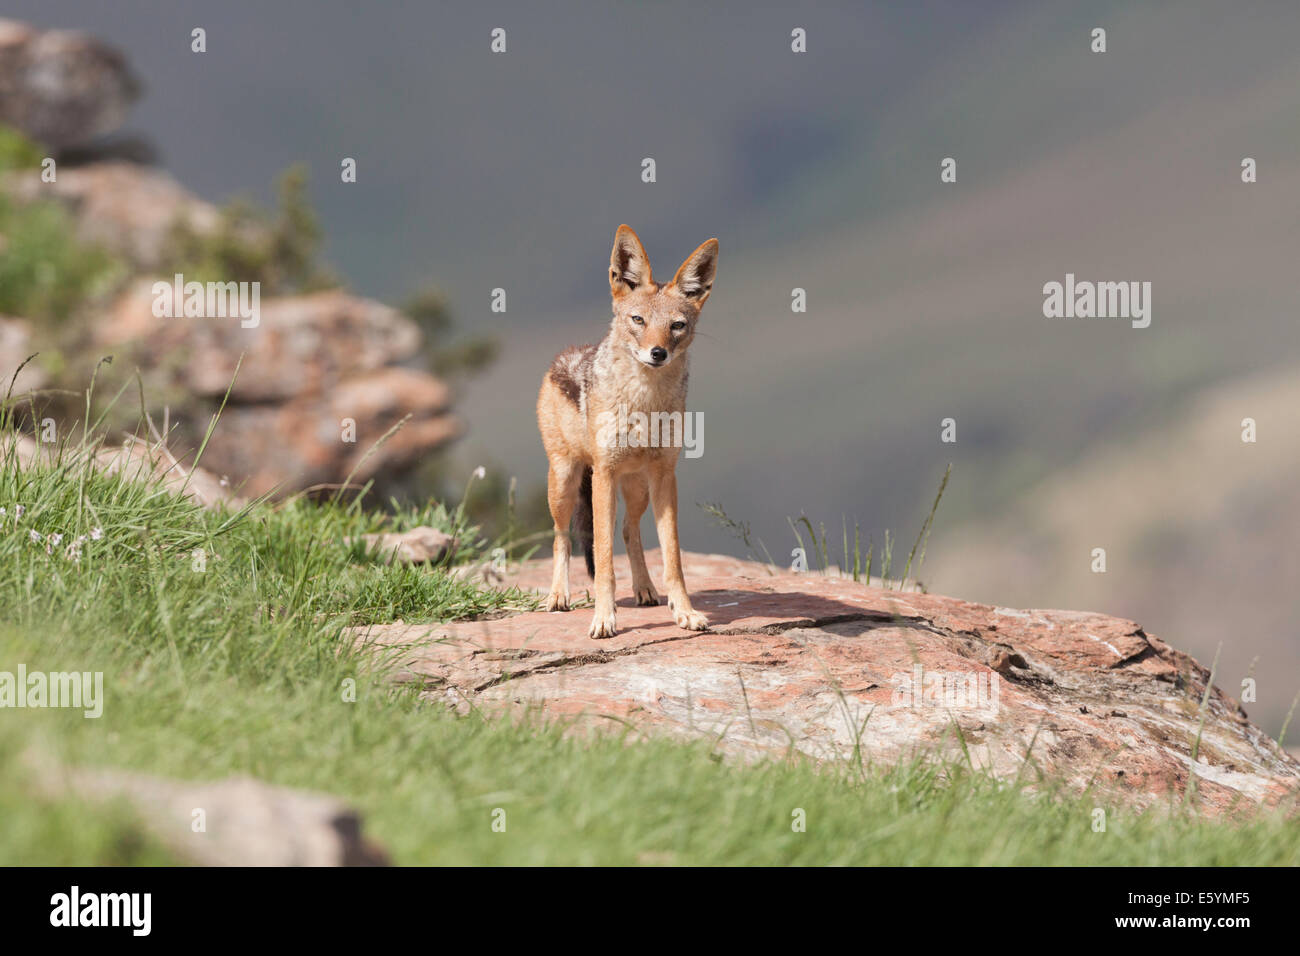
[673,607,710,631]
[633,583,660,607]
[543,590,571,612]
[587,609,618,640]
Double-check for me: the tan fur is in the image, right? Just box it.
[537,224,718,639]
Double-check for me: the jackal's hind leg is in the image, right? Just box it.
[545,461,582,611]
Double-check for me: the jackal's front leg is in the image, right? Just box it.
[621,473,660,606]
[650,465,709,631]
[587,467,619,638]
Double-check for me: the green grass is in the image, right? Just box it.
[1,421,1297,865]
[0,189,123,326]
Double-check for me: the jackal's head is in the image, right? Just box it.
[607,224,718,369]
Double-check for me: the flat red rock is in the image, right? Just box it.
[350,550,1300,816]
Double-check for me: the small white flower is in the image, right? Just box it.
[29,529,41,543]
[472,466,486,480]
[15,505,25,519]
[90,527,103,541]
[49,533,63,546]
[0,507,6,517]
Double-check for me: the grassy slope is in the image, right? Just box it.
[1,433,1298,865]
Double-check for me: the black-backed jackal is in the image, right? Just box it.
[537,225,718,639]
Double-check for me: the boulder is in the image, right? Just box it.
[28,758,389,866]
[0,19,140,149]
[96,281,461,499]
[348,526,455,565]
[99,281,425,402]
[189,366,459,498]
[351,550,1300,816]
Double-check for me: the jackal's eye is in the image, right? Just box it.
[671,320,687,332]
[629,315,644,325]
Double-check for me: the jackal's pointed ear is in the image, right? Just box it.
[671,238,718,304]
[609,224,652,297]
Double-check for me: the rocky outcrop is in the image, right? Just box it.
[2,243,461,500]
[0,19,140,149]
[0,17,465,501]
[94,281,461,499]
[351,551,1300,816]
[99,281,423,401]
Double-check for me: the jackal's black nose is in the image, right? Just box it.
[650,346,668,363]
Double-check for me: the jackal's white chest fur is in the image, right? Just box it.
[590,341,686,414]
[586,341,687,465]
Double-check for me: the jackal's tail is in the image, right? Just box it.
[574,466,595,578]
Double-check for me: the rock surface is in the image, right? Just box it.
[351,550,1300,816]
[95,280,461,499]
[0,19,140,149]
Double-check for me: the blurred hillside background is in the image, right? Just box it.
[2,0,1297,733]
